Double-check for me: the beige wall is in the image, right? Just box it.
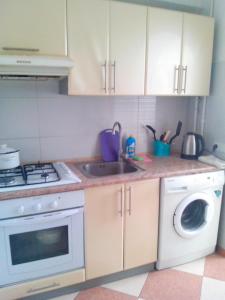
[203,0,225,249]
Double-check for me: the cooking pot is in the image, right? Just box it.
[0,144,20,170]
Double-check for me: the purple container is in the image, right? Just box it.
[100,129,120,162]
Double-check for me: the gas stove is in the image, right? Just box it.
[0,162,81,192]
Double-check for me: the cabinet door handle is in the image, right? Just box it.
[181,66,188,94]
[173,66,179,94]
[126,186,132,216]
[3,47,40,52]
[111,61,116,93]
[27,282,60,294]
[118,187,123,217]
[101,60,107,93]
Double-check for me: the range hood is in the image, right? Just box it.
[0,55,74,80]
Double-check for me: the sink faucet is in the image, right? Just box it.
[112,121,122,161]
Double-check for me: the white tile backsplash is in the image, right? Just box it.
[37,97,82,137]
[136,96,156,153]
[0,138,41,163]
[0,80,36,98]
[40,133,101,161]
[0,80,189,162]
[0,98,39,139]
[36,79,59,98]
[155,97,189,151]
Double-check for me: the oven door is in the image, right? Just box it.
[0,207,84,286]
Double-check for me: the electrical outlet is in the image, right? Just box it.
[214,142,225,160]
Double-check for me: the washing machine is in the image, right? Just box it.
[156,170,225,270]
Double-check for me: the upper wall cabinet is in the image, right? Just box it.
[67,0,147,96]
[146,8,182,96]
[109,1,147,95]
[146,7,214,96]
[0,0,67,56]
[67,0,108,96]
[182,14,214,96]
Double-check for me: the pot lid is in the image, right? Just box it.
[0,144,19,154]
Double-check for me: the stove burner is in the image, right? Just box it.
[25,166,34,173]
[0,163,60,189]
[1,167,21,175]
[41,173,49,179]
[0,177,16,186]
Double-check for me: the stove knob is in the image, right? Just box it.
[50,201,58,209]
[35,203,42,212]
[18,205,25,215]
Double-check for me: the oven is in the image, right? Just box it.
[0,191,84,286]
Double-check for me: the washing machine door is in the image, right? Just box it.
[173,192,214,239]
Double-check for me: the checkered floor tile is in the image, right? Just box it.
[50,254,225,300]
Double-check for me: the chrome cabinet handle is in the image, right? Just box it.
[118,187,123,217]
[126,186,132,216]
[101,60,107,93]
[111,61,116,93]
[181,66,188,94]
[173,65,179,94]
[3,47,40,52]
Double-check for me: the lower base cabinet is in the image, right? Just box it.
[85,184,124,279]
[124,179,159,270]
[85,178,159,280]
[0,269,85,300]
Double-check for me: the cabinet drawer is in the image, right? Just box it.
[0,269,85,300]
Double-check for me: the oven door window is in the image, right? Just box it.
[10,225,69,265]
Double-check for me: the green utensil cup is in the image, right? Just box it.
[153,140,171,157]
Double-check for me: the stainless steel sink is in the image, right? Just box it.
[76,160,143,178]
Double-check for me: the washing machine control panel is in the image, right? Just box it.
[163,170,225,194]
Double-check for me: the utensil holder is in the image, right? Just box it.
[153,140,171,157]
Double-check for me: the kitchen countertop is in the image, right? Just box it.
[0,155,217,201]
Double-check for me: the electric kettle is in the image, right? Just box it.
[181,132,205,159]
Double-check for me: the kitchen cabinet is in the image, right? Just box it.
[0,0,67,56]
[146,8,182,96]
[109,1,146,95]
[85,184,124,279]
[124,179,159,270]
[182,13,214,96]
[146,7,214,96]
[67,0,108,95]
[0,269,85,300]
[67,0,147,95]
[85,179,159,280]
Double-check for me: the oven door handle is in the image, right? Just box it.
[0,207,83,227]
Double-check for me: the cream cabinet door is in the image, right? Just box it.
[109,1,147,95]
[0,0,66,56]
[85,184,124,280]
[124,179,159,270]
[181,14,214,96]
[146,7,182,95]
[67,0,108,95]
[0,270,85,300]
